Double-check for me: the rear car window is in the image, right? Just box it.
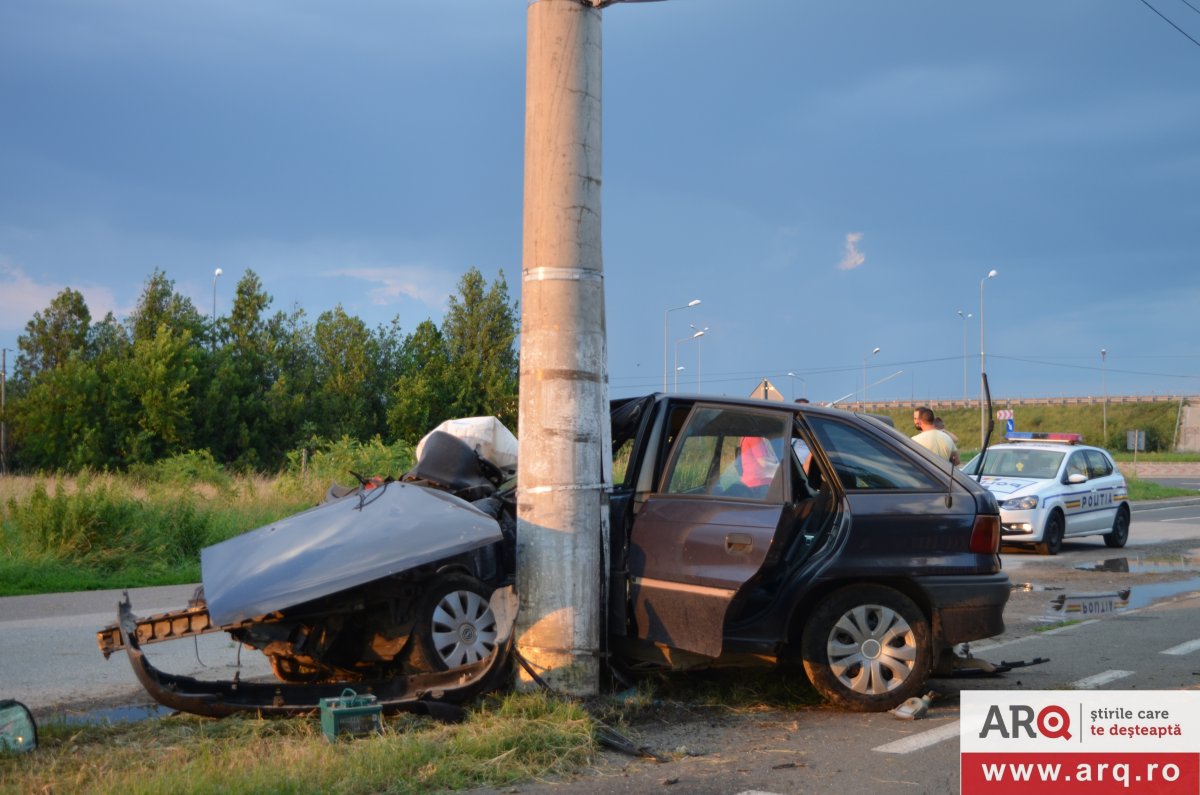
[806,415,940,490]
[1084,449,1114,478]
[662,406,790,502]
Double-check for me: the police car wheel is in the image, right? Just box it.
[1036,511,1065,556]
[800,585,932,712]
[1104,506,1130,549]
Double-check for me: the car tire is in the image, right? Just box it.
[800,585,932,712]
[1104,506,1130,549]
[1036,511,1065,556]
[409,573,499,672]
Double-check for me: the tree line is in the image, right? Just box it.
[3,267,519,473]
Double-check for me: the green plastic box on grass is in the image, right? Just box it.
[319,689,382,741]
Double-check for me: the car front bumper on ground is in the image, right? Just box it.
[914,572,1011,646]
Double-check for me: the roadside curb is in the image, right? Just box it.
[1131,497,1200,512]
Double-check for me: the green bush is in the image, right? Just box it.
[128,449,233,489]
[280,435,415,498]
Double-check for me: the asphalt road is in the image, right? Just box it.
[0,584,271,715]
[3,500,1199,794]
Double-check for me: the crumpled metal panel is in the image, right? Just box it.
[202,482,503,626]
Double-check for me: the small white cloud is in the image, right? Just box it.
[328,265,456,309]
[837,232,866,271]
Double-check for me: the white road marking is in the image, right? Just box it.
[1162,515,1200,522]
[1071,670,1134,688]
[873,720,961,754]
[1160,638,1200,656]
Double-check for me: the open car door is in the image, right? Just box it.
[626,404,791,658]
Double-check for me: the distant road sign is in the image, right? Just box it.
[996,409,1014,420]
[1006,419,1015,433]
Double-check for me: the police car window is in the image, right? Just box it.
[1084,450,1113,479]
[806,416,938,490]
[1066,452,1089,480]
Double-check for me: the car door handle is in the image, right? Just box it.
[726,533,753,554]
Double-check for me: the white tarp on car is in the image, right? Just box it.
[416,417,518,470]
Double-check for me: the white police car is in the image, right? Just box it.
[961,432,1130,555]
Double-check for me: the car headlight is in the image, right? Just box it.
[1000,495,1039,511]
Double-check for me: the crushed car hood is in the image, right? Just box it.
[202,482,503,626]
[977,476,1041,498]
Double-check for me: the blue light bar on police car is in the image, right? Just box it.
[1005,431,1083,444]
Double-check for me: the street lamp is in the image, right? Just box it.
[662,299,700,392]
[1101,348,1108,447]
[674,330,704,393]
[980,269,998,447]
[862,347,880,409]
[956,310,972,406]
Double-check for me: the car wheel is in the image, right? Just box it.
[1104,506,1130,548]
[800,585,932,712]
[410,573,499,672]
[1036,511,1065,555]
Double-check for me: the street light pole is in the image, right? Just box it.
[1101,348,1108,447]
[662,299,700,392]
[862,347,880,409]
[690,324,708,393]
[980,269,998,447]
[956,310,971,406]
[674,330,703,393]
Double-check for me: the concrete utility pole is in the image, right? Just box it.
[516,0,609,696]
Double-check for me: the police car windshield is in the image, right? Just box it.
[972,449,1064,479]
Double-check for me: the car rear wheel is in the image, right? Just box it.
[409,573,499,672]
[800,585,932,712]
[1104,506,1130,548]
[1036,511,1065,555]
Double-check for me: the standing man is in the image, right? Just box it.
[912,406,960,465]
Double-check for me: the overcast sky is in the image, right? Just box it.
[2,0,1198,406]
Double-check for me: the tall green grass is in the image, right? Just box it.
[0,441,416,596]
[875,402,1184,454]
[0,692,595,795]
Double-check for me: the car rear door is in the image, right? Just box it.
[1062,450,1101,534]
[626,404,791,658]
[1084,449,1121,531]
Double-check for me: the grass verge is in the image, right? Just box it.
[1126,477,1197,502]
[0,692,594,795]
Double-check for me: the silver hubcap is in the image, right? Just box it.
[431,590,498,668]
[827,604,917,695]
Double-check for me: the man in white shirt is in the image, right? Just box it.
[912,406,960,466]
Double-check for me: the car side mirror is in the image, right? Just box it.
[1067,473,1087,485]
